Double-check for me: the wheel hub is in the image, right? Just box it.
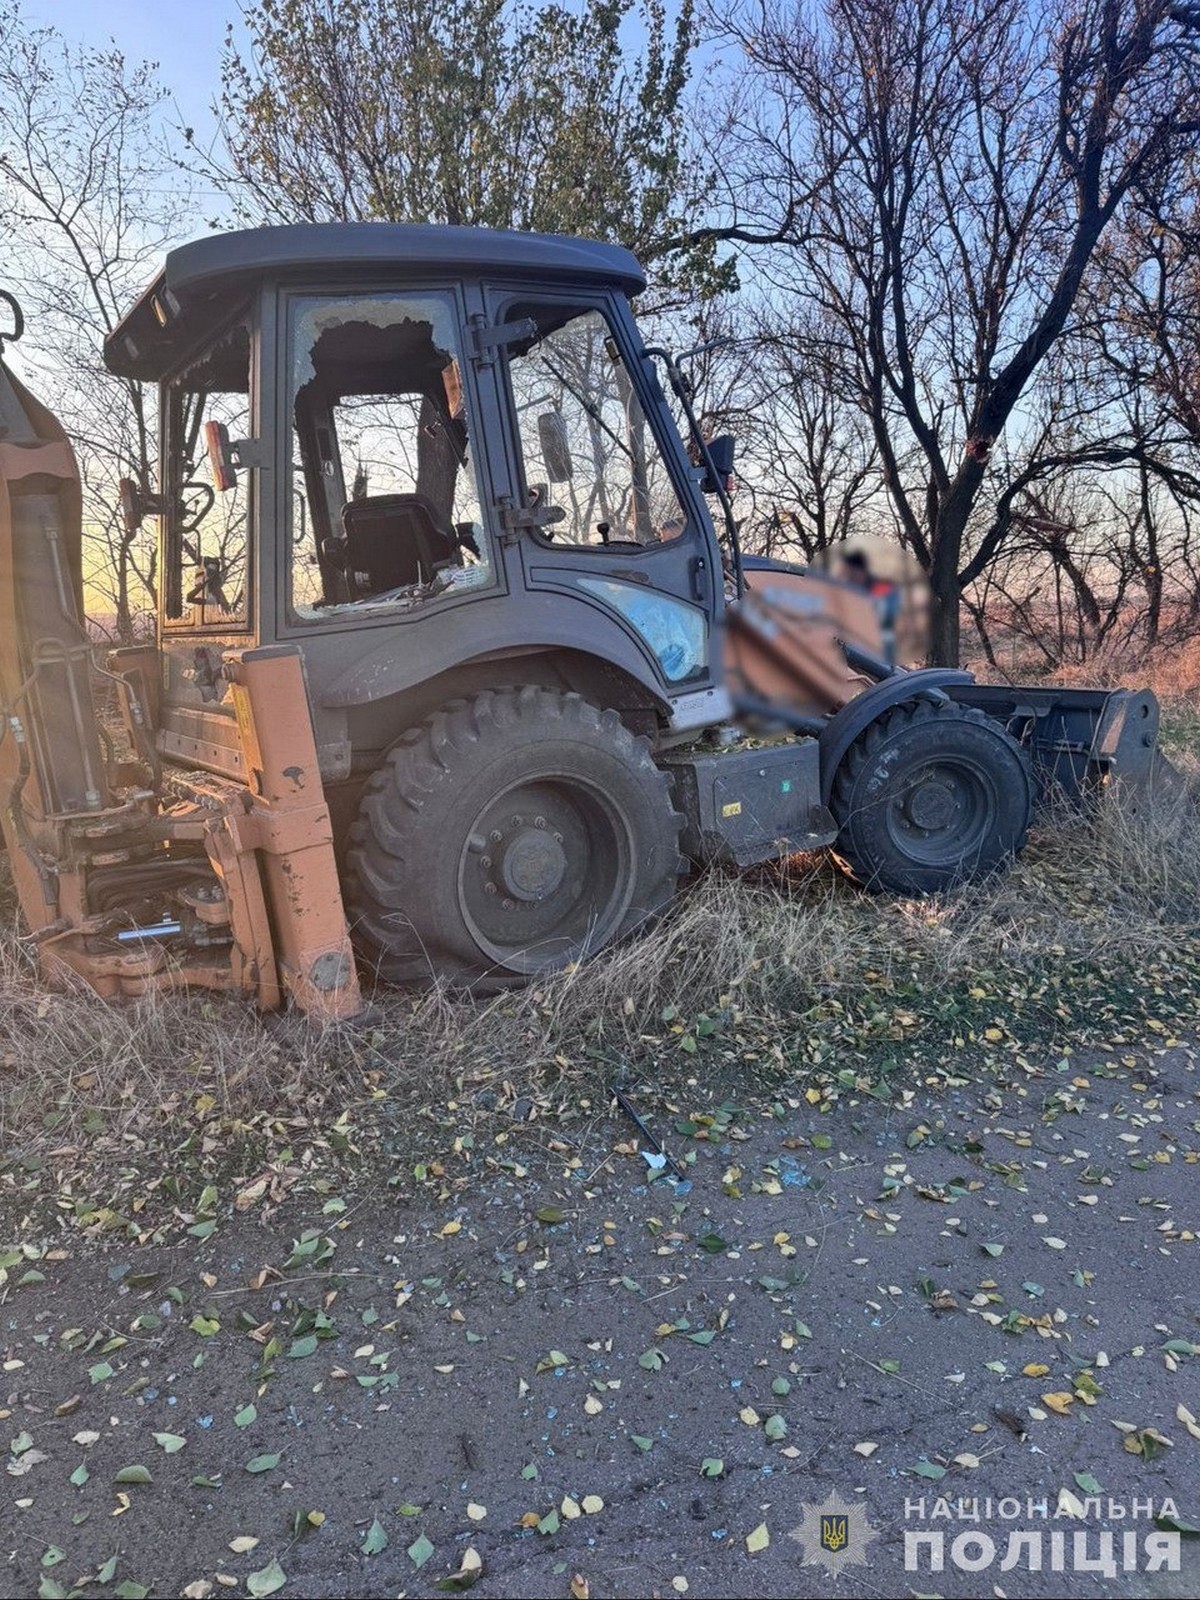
[497,825,567,902]
[904,778,957,831]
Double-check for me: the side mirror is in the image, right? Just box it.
[700,434,736,495]
[537,411,574,483]
[118,476,163,535]
[203,419,238,492]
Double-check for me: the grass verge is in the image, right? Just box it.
[2,760,1198,1245]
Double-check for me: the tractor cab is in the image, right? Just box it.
[107,225,733,790]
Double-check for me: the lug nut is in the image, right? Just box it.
[483,882,497,896]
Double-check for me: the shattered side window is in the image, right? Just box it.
[164,320,251,628]
[287,293,490,620]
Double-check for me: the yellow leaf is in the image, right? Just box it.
[853,1441,878,1457]
[739,1406,760,1426]
[746,1523,770,1553]
[582,1495,604,1514]
[1022,1363,1050,1377]
[1041,1392,1075,1415]
[466,1503,487,1522]
[439,1220,462,1237]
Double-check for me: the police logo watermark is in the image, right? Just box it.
[790,1490,878,1575]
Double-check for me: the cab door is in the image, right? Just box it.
[484,287,725,707]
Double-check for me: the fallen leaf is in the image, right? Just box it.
[408,1534,435,1568]
[361,1518,388,1556]
[1041,1392,1075,1416]
[246,1560,286,1598]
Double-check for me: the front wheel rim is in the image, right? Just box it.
[881,753,1001,868]
[457,773,635,973]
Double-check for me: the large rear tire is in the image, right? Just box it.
[831,699,1032,894]
[346,687,684,988]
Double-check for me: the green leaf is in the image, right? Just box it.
[407,1534,435,1568]
[69,1463,89,1487]
[189,1315,220,1336]
[913,1459,946,1481]
[187,1219,217,1241]
[536,1510,559,1536]
[37,1578,69,1600]
[114,1464,152,1485]
[115,1585,150,1600]
[40,1547,66,1568]
[246,1559,287,1598]
[764,1414,788,1442]
[1156,1510,1200,1536]
[686,1330,715,1346]
[234,1403,257,1428]
[96,1554,118,1582]
[245,1452,281,1474]
[981,1242,1005,1257]
[535,1350,571,1373]
[288,1334,318,1359]
[638,1348,665,1371]
[152,1431,186,1454]
[536,1206,565,1224]
[361,1517,388,1556]
[697,1232,727,1254]
[631,1435,653,1452]
[772,1376,792,1396]
[88,1361,114,1385]
[700,1457,724,1478]
[1074,1470,1103,1495]
[397,1501,423,1515]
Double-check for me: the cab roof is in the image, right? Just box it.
[105,222,647,380]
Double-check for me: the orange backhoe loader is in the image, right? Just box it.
[0,232,1164,1014]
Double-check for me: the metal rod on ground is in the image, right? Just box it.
[610,1083,686,1180]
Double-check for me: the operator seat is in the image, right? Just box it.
[338,493,459,596]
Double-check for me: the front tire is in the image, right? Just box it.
[830,699,1032,894]
[346,687,684,988]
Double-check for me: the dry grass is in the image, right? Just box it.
[2,748,1197,1221]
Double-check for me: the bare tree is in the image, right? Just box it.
[709,0,1200,662]
[0,7,190,638]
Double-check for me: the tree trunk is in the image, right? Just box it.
[928,568,961,666]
